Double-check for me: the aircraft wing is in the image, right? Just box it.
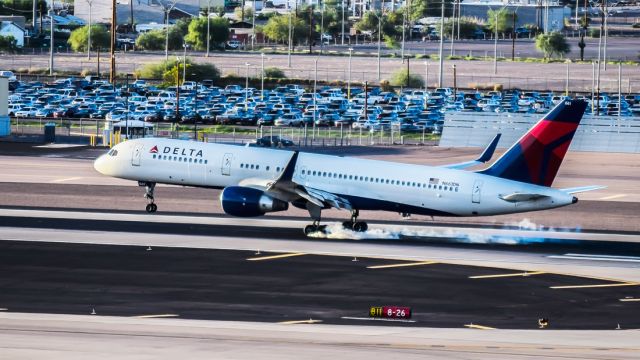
[442,133,501,170]
[239,151,352,211]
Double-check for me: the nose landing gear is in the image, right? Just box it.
[141,181,157,213]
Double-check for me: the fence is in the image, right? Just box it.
[9,117,437,147]
[440,112,640,153]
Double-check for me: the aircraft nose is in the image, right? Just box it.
[93,154,109,175]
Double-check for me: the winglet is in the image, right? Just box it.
[268,151,299,191]
[476,133,501,163]
[442,133,502,170]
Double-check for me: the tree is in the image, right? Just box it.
[355,11,396,37]
[437,17,482,39]
[0,34,17,51]
[184,16,230,50]
[409,0,454,21]
[135,59,220,84]
[262,14,309,44]
[67,25,110,52]
[486,8,516,34]
[135,30,165,50]
[234,6,254,21]
[264,67,286,78]
[535,32,570,59]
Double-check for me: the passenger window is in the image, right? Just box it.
[152,154,156,159]
[323,172,327,177]
[267,166,270,171]
[189,158,192,163]
[240,164,244,168]
[250,164,254,169]
[302,170,305,175]
[205,160,208,164]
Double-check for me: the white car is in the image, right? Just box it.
[274,114,303,127]
[14,106,39,118]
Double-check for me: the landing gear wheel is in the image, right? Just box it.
[145,203,157,213]
[304,223,327,236]
[142,182,157,213]
[342,221,354,230]
[352,221,368,232]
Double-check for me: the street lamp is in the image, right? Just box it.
[287,0,292,67]
[369,10,384,81]
[86,0,93,60]
[175,57,181,125]
[182,41,188,81]
[493,10,498,75]
[162,0,178,61]
[313,57,318,129]
[245,63,250,111]
[341,0,345,45]
[191,72,198,141]
[260,53,265,101]
[437,1,445,87]
[125,73,130,138]
[347,48,353,99]
[49,7,54,76]
[206,0,211,57]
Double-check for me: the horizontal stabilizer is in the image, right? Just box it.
[499,193,549,203]
[560,185,607,194]
[443,133,501,170]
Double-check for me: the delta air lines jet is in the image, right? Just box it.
[94,99,602,235]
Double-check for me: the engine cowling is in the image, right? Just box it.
[220,186,289,217]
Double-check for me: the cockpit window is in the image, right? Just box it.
[108,149,118,156]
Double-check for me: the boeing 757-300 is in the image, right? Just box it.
[94,99,603,235]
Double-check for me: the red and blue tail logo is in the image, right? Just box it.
[481,99,588,187]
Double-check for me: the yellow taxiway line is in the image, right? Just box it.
[134,314,180,319]
[367,261,437,269]
[469,271,546,279]
[49,177,83,183]
[464,324,496,330]
[278,319,323,325]
[551,282,639,290]
[247,253,306,261]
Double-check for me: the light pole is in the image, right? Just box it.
[424,60,429,92]
[437,1,445,87]
[87,0,93,60]
[287,0,292,67]
[182,41,188,82]
[401,5,406,62]
[260,53,265,101]
[125,73,130,138]
[341,0,345,45]
[252,0,256,49]
[49,8,54,76]
[245,63,250,111]
[320,1,325,54]
[162,0,178,61]
[450,0,456,56]
[313,57,318,129]
[493,10,498,75]
[191,72,198,140]
[175,57,181,125]
[347,48,353,99]
[206,0,211,57]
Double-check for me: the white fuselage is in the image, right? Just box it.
[94,138,575,217]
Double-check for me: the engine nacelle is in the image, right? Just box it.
[220,186,289,217]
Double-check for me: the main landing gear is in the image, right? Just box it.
[342,209,368,232]
[303,208,368,236]
[141,181,157,213]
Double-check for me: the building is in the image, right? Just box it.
[460,0,570,32]
[0,21,27,47]
[72,0,205,26]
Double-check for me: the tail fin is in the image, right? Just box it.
[480,99,587,187]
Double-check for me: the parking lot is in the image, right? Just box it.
[5,75,640,145]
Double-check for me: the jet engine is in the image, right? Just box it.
[220,186,289,217]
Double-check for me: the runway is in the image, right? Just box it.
[1,144,639,358]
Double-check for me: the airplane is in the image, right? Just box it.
[94,99,604,235]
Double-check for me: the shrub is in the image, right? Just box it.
[135,59,220,84]
[390,68,424,88]
[264,67,286,78]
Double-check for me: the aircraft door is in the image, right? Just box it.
[131,144,144,166]
[472,180,483,204]
[221,153,233,176]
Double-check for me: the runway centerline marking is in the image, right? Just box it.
[551,282,639,290]
[49,177,83,183]
[134,314,180,319]
[367,261,437,269]
[278,319,323,324]
[548,253,640,263]
[469,271,546,279]
[464,324,496,330]
[619,298,640,302]
[598,194,626,200]
[0,308,7,311]
[247,253,306,261]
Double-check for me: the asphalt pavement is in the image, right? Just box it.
[1,239,638,330]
